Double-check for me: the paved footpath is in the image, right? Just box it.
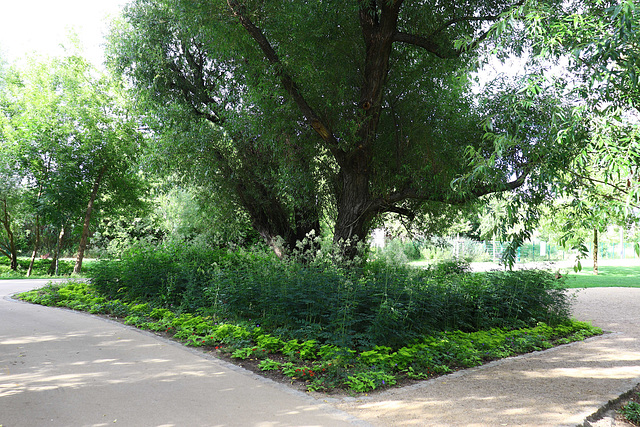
[0,280,364,427]
[2,280,640,427]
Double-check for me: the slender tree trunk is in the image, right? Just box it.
[48,225,65,276]
[74,166,107,274]
[27,215,41,277]
[0,198,18,271]
[593,228,598,275]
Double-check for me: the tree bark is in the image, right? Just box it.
[332,161,375,259]
[0,198,18,271]
[593,228,598,275]
[48,225,65,276]
[27,215,41,277]
[235,177,320,258]
[74,165,107,274]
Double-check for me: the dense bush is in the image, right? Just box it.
[90,243,572,350]
[91,241,253,308]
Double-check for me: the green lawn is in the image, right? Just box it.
[0,257,96,279]
[410,260,640,289]
[563,265,640,288]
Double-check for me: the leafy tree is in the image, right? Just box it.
[0,149,22,270]
[511,0,640,264]
[545,193,635,273]
[107,0,587,259]
[0,58,23,270]
[1,53,146,274]
[153,182,259,248]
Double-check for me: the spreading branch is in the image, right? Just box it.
[393,1,524,58]
[226,0,339,151]
[367,167,530,219]
[569,170,632,196]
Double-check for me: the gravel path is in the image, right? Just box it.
[331,288,640,426]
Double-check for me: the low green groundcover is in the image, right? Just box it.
[19,281,602,393]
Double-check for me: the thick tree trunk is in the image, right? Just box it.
[329,3,399,260]
[593,228,598,275]
[74,166,107,274]
[48,225,65,276]
[27,216,41,277]
[333,167,374,260]
[0,198,18,271]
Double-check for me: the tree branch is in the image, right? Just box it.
[569,170,631,196]
[392,32,458,58]
[385,205,416,219]
[373,168,530,215]
[393,1,524,58]
[166,60,223,124]
[470,169,529,199]
[226,0,340,150]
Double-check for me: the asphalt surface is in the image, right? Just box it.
[1,280,640,426]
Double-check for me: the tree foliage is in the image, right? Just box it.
[107,0,591,258]
[510,0,640,260]
[0,53,147,273]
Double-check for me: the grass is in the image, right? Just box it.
[564,266,640,288]
[0,257,97,279]
[410,259,640,289]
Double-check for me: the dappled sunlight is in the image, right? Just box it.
[337,333,640,425]
[0,348,232,397]
[340,392,594,426]
[0,370,106,397]
[95,339,135,346]
[524,365,640,380]
[549,343,640,364]
[1,334,60,345]
[139,358,172,364]
[0,331,90,345]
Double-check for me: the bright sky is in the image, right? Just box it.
[0,0,127,67]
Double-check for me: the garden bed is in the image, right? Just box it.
[18,280,603,394]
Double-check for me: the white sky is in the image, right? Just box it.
[0,0,127,67]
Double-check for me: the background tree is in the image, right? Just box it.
[107,0,588,259]
[1,53,146,274]
[0,149,22,270]
[0,58,24,270]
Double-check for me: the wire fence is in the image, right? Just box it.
[450,238,639,263]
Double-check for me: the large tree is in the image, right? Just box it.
[108,0,589,257]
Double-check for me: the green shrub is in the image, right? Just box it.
[17,280,601,394]
[89,244,572,351]
[621,397,640,424]
[346,371,397,392]
[91,242,240,307]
